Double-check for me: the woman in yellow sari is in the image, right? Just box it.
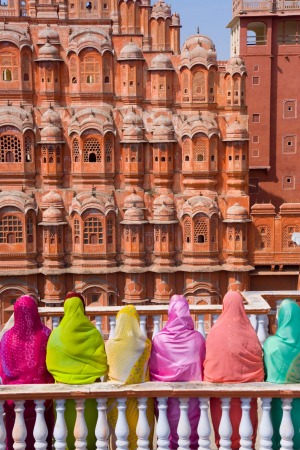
[46,292,108,450]
[106,305,154,450]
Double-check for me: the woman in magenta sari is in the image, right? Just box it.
[0,295,54,450]
[149,294,206,449]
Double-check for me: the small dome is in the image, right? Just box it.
[123,125,143,141]
[38,42,60,60]
[123,111,143,127]
[225,120,248,141]
[124,206,144,222]
[226,203,248,221]
[226,56,247,76]
[42,206,63,223]
[181,195,219,219]
[42,190,63,208]
[181,34,217,69]
[41,108,61,127]
[153,115,174,141]
[151,0,171,17]
[119,42,144,60]
[153,204,175,222]
[38,25,59,43]
[124,193,145,209]
[40,123,62,142]
[172,12,180,26]
[153,195,174,207]
[150,53,174,71]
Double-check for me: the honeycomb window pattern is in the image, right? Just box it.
[73,138,80,162]
[83,138,101,163]
[0,135,22,162]
[83,217,103,244]
[0,215,23,243]
[105,138,113,163]
[184,217,191,243]
[194,217,208,244]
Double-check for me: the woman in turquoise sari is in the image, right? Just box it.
[263,299,300,449]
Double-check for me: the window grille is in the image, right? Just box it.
[0,135,21,162]
[84,217,103,244]
[0,215,23,243]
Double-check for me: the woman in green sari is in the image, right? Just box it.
[46,292,108,450]
[263,299,300,449]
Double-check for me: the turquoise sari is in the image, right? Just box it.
[263,299,300,449]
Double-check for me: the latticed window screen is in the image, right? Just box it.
[283,225,300,248]
[74,219,80,236]
[107,218,113,244]
[161,225,167,243]
[105,138,113,162]
[0,53,18,81]
[81,56,101,84]
[183,139,191,162]
[25,136,32,162]
[228,227,234,241]
[83,217,103,244]
[211,217,218,243]
[194,139,207,162]
[83,138,101,162]
[208,71,215,100]
[194,217,208,244]
[70,56,77,83]
[255,225,271,250]
[125,225,130,242]
[233,78,239,104]
[184,218,191,243]
[157,19,165,49]
[73,138,80,162]
[0,215,23,243]
[182,72,189,95]
[154,225,160,242]
[0,135,21,162]
[27,217,33,243]
[192,71,205,101]
[48,146,54,164]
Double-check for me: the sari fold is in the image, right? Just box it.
[149,294,206,449]
[106,305,154,450]
[46,295,108,450]
[204,291,264,449]
[0,295,54,450]
[263,299,300,450]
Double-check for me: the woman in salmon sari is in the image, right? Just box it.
[263,299,300,449]
[204,291,264,449]
[0,295,54,450]
[46,292,108,450]
[149,294,206,450]
[106,305,154,450]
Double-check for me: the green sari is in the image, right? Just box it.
[263,299,300,449]
[46,296,108,449]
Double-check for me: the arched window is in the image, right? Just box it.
[25,135,32,162]
[2,69,12,81]
[247,22,267,46]
[69,55,78,85]
[80,55,101,85]
[193,137,207,163]
[0,53,18,82]
[74,218,80,244]
[0,215,23,243]
[83,137,101,163]
[184,217,191,243]
[192,71,205,102]
[72,137,80,162]
[83,217,103,244]
[0,135,22,163]
[107,218,113,244]
[105,137,113,163]
[194,217,208,244]
[27,216,33,244]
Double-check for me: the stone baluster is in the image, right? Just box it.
[54,399,67,450]
[74,399,88,450]
[259,398,273,450]
[156,397,170,450]
[95,316,103,336]
[248,314,257,332]
[177,398,191,450]
[152,315,161,337]
[12,401,27,450]
[198,398,211,450]
[136,398,150,450]
[197,315,206,339]
[279,398,294,450]
[257,315,268,345]
[0,401,6,450]
[34,400,48,450]
[52,317,60,329]
[116,399,129,450]
[219,398,232,450]
[239,398,253,450]
[212,314,219,326]
[139,316,147,337]
[109,316,116,339]
[96,398,109,450]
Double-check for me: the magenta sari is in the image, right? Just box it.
[0,295,54,450]
[149,295,206,449]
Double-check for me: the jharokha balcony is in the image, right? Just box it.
[1,291,300,448]
[233,0,300,16]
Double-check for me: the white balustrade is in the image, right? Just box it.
[74,399,88,450]
[95,316,103,336]
[54,399,67,450]
[136,398,150,450]
[115,398,129,450]
[239,398,253,450]
[279,398,294,450]
[177,398,191,450]
[212,314,219,326]
[96,398,109,450]
[248,314,257,332]
[198,397,211,450]
[219,398,232,450]
[109,316,116,339]
[197,314,206,339]
[0,401,6,450]
[259,398,273,450]
[139,316,147,337]
[257,315,268,345]
[156,397,170,450]
[34,400,48,450]
[52,317,60,328]
[12,401,27,450]
[152,315,161,337]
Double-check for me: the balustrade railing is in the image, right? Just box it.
[0,382,299,449]
[233,0,300,15]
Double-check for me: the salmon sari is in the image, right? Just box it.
[106,305,154,450]
[204,291,264,449]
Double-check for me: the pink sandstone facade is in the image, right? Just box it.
[0,0,298,322]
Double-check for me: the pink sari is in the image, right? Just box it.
[204,291,264,449]
[0,295,54,450]
[149,295,206,449]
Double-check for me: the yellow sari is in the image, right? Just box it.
[106,305,154,450]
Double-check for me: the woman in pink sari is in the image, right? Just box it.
[0,295,54,450]
[149,294,206,449]
[204,291,264,449]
